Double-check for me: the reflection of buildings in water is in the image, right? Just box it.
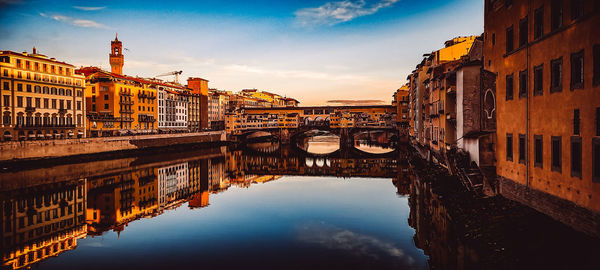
[188,191,210,209]
[158,163,188,207]
[208,158,228,192]
[1,180,87,270]
[86,167,158,235]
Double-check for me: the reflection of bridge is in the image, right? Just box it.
[227,105,399,145]
[231,144,402,178]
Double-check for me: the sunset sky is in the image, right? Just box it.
[0,0,483,105]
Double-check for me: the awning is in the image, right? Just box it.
[45,134,53,138]
[77,132,84,135]
[28,134,36,139]
[68,132,74,136]
[3,134,12,138]
[37,134,44,138]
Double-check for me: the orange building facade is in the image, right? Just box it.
[485,0,600,216]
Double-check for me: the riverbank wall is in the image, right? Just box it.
[0,131,226,162]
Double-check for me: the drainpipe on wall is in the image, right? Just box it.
[526,0,531,187]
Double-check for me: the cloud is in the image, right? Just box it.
[73,6,106,11]
[296,222,416,267]
[295,0,399,27]
[40,12,109,29]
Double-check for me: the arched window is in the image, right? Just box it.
[43,86,49,94]
[16,113,24,126]
[51,87,57,95]
[2,112,11,125]
[59,88,65,95]
[34,85,41,93]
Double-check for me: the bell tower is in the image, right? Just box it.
[109,34,124,75]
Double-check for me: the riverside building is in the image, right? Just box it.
[0,48,86,141]
[485,0,600,234]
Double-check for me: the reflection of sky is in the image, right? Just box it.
[38,177,428,270]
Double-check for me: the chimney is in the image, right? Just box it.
[33,47,37,54]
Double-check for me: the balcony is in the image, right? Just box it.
[15,124,76,129]
[138,92,147,99]
[119,100,134,105]
[119,109,134,114]
[25,106,36,113]
[58,108,68,114]
[119,91,133,96]
[119,117,134,122]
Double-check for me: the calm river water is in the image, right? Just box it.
[0,139,597,270]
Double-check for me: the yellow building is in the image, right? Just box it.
[0,48,86,141]
[78,67,157,137]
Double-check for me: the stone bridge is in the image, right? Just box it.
[227,105,399,146]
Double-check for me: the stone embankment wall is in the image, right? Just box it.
[0,131,226,161]
[498,177,600,239]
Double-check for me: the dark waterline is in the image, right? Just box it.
[0,143,598,270]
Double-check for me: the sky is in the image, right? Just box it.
[0,0,484,106]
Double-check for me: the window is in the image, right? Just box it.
[67,100,71,110]
[44,99,48,108]
[91,96,95,102]
[552,136,562,172]
[51,99,56,109]
[534,65,543,96]
[104,94,109,100]
[574,109,580,135]
[492,33,495,45]
[2,82,8,90]
[519,69,528,98]
[551,0,563,30]
[3,95,9,107]
[593,138,600,182]
[571,136,582,178]
[17,96,23,107]
[597,107,600,136]
[35,98,40,108]
[505,0,513,7]
[26,84,31,92]
[506,26,514,53]
[104,104,109,109]
[519,17,528,47]
[26,97,31,107]
[77,101,81,111]
[551,57,563,92]
[506,133,513,161]
[17,83,22,91]
[534,7,544,39]
[519,134,526,164]
[534,135,543,168]
[571,50,584,89]
[506,74,514,100]
[571,0,584,20]
[594,44,600,86]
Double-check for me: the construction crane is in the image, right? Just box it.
[156,70,183,84]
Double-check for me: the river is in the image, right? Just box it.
[0,140,597,270]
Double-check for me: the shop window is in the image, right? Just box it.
[573,109,580,135]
